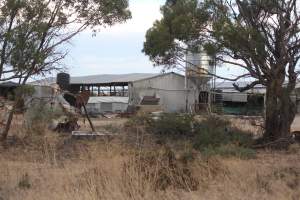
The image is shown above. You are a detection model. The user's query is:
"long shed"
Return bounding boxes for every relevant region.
[129,72,209,113]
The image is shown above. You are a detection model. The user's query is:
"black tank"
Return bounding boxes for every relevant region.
[56,73,70,91]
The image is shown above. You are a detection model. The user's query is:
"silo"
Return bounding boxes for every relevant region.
[186,46,214,79]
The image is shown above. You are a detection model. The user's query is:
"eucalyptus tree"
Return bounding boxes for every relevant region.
[0,0,130,83]
[143,0,300,143]
[0,0,131,140]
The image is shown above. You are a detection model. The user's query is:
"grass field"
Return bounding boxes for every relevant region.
[0,115,299,200]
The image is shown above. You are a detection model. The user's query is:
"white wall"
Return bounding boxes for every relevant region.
[86,102,128,114]
[129,73,209,112]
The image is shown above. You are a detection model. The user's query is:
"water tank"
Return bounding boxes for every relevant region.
[56,73,70,91]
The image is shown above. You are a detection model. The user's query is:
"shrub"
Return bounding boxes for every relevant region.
[24,101,64,135]
[193,116,255,159]
[125,113,152,128]
[123,146,199,191]
[201,145,256,159]
[147,113,195,136]
[126,114,256,159]
[193,116,253,148]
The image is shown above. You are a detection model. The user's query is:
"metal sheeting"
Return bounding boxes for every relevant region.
[86,96,129,114]
[29,73,159,85]
[223,93,248,102]
[88,96,129,104]
[86,102,128,114]
[130,73,204,113]
[71,73,158,84]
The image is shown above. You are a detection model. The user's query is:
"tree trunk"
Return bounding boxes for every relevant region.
[1,105,14,141]
[264,81,296,142]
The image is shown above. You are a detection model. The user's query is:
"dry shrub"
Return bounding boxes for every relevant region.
[24,101,63,136]
[1,114,300,200]
[122,146,199,192]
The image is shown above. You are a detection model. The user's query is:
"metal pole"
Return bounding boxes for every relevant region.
[185,65,188,113]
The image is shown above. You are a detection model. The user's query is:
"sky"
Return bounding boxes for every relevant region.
[65,0,164,76]
[64,0,246,80]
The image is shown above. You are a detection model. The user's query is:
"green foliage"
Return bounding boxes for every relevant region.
[24,101,64,135]
[201,144,256,159]
[126,114,255,159]
[125,113,153,128]
[133,114,255,159]
[0,0,131,82]
[143,0,210,66]
[5,85,35,107]
[193,116,253,148]
[192,116,255,159]
[148,113,195,136]
[14,85,35,99]
[143,0,300,141]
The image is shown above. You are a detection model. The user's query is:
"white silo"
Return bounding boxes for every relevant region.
[186,46,214,78]
[186,46,215,89]
[184,46,217,113]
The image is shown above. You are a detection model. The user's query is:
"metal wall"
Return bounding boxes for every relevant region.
[129,73,209,113]
[85,102,128,114]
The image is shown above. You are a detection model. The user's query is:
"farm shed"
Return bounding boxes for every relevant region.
[215,81,300,115]
[30,72,211,113]
[129,72,209,113]
[215,82,266,115]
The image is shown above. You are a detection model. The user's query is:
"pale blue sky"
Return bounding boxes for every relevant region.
[64,0,246,80]
[65,0,164,76]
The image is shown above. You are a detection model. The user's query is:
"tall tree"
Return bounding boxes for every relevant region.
[0,0,131,140]
[0,0,131,82]
[143,0,300,143]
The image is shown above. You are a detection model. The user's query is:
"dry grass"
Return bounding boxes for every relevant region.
[0,115,300,200]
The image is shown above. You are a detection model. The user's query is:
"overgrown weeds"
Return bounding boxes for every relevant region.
[123,146,199,191]
[193,116,255,159]
[126,114,256,159]
[24,101,64,135]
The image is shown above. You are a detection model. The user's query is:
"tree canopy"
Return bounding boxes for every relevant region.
[143,0,300,143]
[0,0,131,141]
[0,0,131,83]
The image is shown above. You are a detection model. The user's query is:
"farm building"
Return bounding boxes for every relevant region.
[215,82,266,115]
[30,72,212,114]
[128,72,210,113]
[215,81,300,115]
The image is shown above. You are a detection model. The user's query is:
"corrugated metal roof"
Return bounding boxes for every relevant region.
[71,73,159,84]
[88,96,129,104]
[30,73,159,85]
[215,81,265,89]
[215,81,266,93]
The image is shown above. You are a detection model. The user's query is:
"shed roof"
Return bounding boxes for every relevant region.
[215,81,265,89]
[30,73,160,86]
[71,73,159,84]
